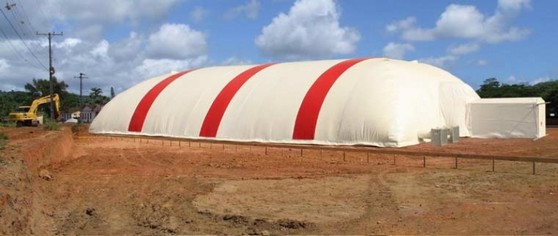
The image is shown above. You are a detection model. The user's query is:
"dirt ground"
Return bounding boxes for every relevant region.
[1,125,557,235]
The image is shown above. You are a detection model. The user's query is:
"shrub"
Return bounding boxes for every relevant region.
[0,132,8,150]
[0,121,16,128]
[43,119,61,131]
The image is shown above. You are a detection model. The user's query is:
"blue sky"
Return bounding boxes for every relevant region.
[0,0,556,94]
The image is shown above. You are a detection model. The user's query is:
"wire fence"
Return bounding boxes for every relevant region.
[76,135,558,176]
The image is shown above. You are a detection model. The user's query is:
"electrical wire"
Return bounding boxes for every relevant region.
[13,0,38,34]
[7,0,46,59]
[8,4,29,37]
[12,0,40,44]
[0,25,44,70]
[0,6,47,70]
[32,0,47,21]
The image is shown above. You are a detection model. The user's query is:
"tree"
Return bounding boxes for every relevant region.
[477,78,501,98]
[90,87,103,97]
[110,86,115,99]
[24,76,69,97]
[0,91,32,118]
[89,87,110,105]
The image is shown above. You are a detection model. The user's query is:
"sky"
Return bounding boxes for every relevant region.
[0,0,557,95]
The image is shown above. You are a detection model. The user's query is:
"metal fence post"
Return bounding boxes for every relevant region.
[532,162,536,175]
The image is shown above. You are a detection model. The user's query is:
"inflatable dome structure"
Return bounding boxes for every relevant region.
[90,58,480,147]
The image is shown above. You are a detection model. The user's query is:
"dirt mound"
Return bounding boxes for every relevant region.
[0,126,76,235]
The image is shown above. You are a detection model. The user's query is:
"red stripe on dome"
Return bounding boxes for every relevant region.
[292,58,368,140]
[128,70,194,132]
[200,63,275,137]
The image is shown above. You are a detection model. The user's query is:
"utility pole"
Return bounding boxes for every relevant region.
[74,73,87,107]
[37,31,63,120]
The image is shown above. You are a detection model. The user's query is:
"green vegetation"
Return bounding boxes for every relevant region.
[1,77,111,120]
[43,118,61,131]
[89,87,111,105]
[0,132,8,150]
[477,78,558,116]
[0,122,16,128]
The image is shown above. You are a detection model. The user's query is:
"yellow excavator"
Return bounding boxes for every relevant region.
[9,93,61,127]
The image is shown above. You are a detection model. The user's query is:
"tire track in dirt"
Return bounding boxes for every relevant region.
[112,146,143,169]
[328,166,402,234]
[132,145,169,168]
[133,144,201,175]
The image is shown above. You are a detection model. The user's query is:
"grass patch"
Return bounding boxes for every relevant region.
[43,119,61,131]
[71,123,84,134]
[0,121,16,127]
[0,132,8,152]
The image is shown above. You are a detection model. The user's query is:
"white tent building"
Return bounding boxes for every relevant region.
[90,58,481,147]
[468,97,546,139]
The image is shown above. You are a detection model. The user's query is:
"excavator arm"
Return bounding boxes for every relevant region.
[28,94,60,115]
[54,95,61,120]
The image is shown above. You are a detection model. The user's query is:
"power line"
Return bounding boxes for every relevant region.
[8,3,30,38]
[32,0,47,21]
[0,23,43,70]
[0,6,47,70]
[6,1,47,61]
[13,0,38,34]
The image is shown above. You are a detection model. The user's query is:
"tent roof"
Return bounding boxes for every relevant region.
[469,97,545,105]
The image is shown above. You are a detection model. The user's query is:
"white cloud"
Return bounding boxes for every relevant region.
[382,43,414,59]
[386,17,416,33]
[190,6,208,22]
[0,27,207,94]
[134,57,208,81]
[498,0,531,12]
[387,1,530,43]
[505,75,550,85]
[435,5,486,39]
[416,43,480,69]
[222,57,253,66]
[255,0,360,60]
[44,0,180,23]
[448,43,480,55]
[109,32,143,62]
[225,0,261,20]
[0,59,10,72]
[54,38,82,50]
[12,0,180,41]
[506,75,519,83]
[476,59,488,66]
[530,77,551,85]
[420,55,458,69]
[146,24,207,60]
[90,40,109,58]
[0,1,210,94]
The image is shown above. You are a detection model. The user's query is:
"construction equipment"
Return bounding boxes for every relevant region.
[9,94,61,127]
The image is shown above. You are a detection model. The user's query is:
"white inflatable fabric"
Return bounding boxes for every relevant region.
[90,58,480,147]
